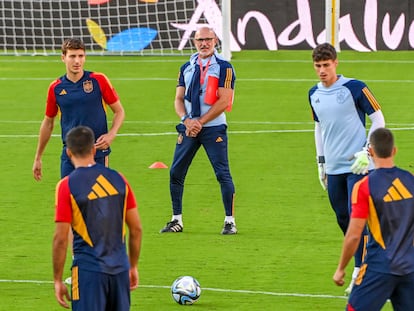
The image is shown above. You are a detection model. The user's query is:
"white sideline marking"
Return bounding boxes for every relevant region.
[0,77,413,83]
[1,120,414,126]
[0,130,309,138]
[0,120,316,125]
[203,287,347,299]
[0,279,346,300]
[0,126,414,139]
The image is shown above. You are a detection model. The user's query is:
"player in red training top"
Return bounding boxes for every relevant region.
[33,37,125,180]
[333,127,414,311]
[53,125,142,310]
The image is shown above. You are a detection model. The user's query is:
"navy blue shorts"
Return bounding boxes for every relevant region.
[71,266,130,311]
[347,266,414,311]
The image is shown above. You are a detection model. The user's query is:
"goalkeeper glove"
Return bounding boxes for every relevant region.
[317,156,327,191]
[351,147,370,175]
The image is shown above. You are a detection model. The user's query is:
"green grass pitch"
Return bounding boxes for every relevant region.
[1,50,412,310]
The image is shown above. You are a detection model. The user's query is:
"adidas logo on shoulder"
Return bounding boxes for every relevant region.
[88,174,119,200]
[383,178,413,202]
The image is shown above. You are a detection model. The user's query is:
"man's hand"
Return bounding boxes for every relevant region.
[95,132,115,150]
[33,159,43,181]
[184,119,202,137]
[317,156,327,190]
[54,280,70,308]
[333,268,346,286]
[129,267,139,290]
[351,147,370,175]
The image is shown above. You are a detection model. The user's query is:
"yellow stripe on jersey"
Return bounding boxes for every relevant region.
[224,68,232,89]
[384,178,413,202]
[71,195,93,247]
[351,177,367,205]
[392,178,413,199]
[87,191,98,200]
[91,183,107,197]
[101,98,108,114]
[362,234,368,262]
[387,186,403,201]
[97,174,118,195]
[367,196,385,249]
[88,175,119,200]
[72,266,79,301]
[355,263,367,286]
[362,87,381,111]
[122,185,128,242]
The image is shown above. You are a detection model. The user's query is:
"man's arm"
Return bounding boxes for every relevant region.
[33,116,55,181]
[351,111,385,174]
[314,122,327,190]
[198,87,233,125]
[367,110,385,139]
[52,222,71,308]
[314,122,323,157]
[174,86,186,119]
[95,100,125,150]
[333,218,367,286]
[174,86,203,137]
[125,207,143,290]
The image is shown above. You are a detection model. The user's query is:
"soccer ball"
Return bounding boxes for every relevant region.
[171,276,201,305]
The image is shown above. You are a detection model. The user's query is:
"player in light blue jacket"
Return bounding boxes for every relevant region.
[308,43,385,295]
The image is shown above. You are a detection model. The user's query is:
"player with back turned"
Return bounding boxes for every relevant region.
[308,43,385,295]
[333,127,414,311]
[52,125,142,310]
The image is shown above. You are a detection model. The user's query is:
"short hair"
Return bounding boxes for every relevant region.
[312,43,337,62]
[369,128,394,158]
[61,38,85,55]
[66,126,95,157]
[195,26,217,38]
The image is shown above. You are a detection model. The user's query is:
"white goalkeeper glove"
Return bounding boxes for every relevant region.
[351,147,370,175]
[317,156,327,191]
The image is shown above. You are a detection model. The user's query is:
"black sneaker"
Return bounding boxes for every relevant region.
[160,219,183,233]
[221,222,237,235]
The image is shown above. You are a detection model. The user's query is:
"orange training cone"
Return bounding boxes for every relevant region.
[149,162,168,169]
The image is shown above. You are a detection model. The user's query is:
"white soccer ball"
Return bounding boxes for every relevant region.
[171,276,201,305]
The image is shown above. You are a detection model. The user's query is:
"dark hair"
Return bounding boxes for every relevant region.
[312,43,337,62]
[61,38,85,55]
[369,127,394,158]
[66,126,95,157]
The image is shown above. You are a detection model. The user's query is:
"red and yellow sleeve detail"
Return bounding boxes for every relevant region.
[90,72,119,105]
[351,176,385,249]
[45,79,62,117]
[55,177,72,222]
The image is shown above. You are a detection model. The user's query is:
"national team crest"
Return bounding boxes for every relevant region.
[83,80,93,93]
[336,89,346,104]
